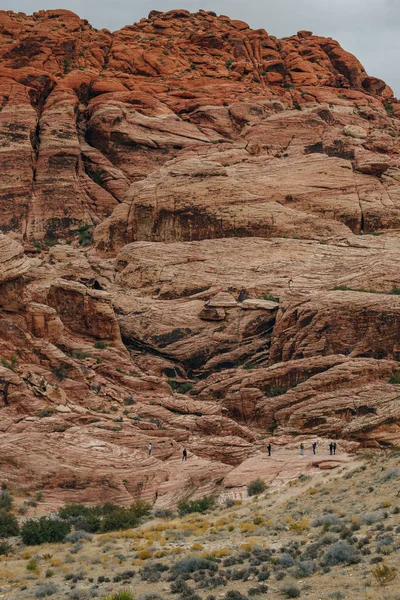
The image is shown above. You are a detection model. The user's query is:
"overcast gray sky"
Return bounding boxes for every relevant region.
[3,0,399,96]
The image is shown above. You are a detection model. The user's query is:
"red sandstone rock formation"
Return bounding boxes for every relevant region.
[0,8,399,506]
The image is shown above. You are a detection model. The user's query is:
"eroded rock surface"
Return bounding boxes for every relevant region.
[0,8,400,506]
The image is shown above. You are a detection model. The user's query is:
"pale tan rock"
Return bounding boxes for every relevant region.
[0,235,30,284]
[25,302,64,343]
[207,292,237,308]
[343,124,368,139]
[47,279,122,343]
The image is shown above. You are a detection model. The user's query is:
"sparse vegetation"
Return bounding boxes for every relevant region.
[94,341,107,349]
[0,510,19,537]
[372,562,398,586]
[21,517,71,545]
[178,496,215,516]
[247,479,266,496]
[262,292,279,303]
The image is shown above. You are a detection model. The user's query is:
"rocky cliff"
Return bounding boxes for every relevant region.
[0,8,400,507]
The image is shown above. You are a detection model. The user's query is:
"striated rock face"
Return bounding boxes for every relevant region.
[0,234,30,284]
[0,8,399,242]
[47,279,123,344]
[0,8,400,506]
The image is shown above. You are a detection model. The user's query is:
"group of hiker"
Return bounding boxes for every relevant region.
[266,440,338,457]
[148,443,187,461]
[146,441,338,460]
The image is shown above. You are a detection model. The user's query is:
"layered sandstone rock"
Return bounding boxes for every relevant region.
[0,8,398,240]
[0,8,399,506]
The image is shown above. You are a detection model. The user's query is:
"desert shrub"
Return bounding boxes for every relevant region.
[94,341,107,349]
[280,577,301,598]
[293,560,315,577]
[198,575,227,589]
[363,511,384,524]
[35,583,59,598]
[248,585,268,596]
[312,514,340,528]
[0,488,12,511]
[324,541,361,566]
[68,591,89,600]
[278,553,295,568]
[103,592,135,600]
[65,530,92,543]
[21,517,71,545]
[52,365,68,380]
[140,561,168,582]
[140,595,163,600]
[247,479,266,496]
[224,592,248,600]
[74,514,101,533]
[0,510,19,537]
[173,556,218,576]
[130,500,152,520]
[123,395,136,405]
[178,496,215,516]
[59,501,150,533]
[167,380,194,394]
[153,508,174,519]
[77,224,93,247]
[372,562,398,586]
[0,539,12,555]
[101,508,139,532]
[0,355,17,371]
[27,558,38,570]
[382,468,399,481]
[262,292,279,302]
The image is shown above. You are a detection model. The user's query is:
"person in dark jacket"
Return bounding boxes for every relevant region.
[182,448,188,461]
[312,441,317,455]
[267,443,272,456]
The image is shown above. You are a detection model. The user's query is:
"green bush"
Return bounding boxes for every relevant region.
[101,508,139,532]
[94,341,107,349]
[0,539,13,555]
[21,517,71,545]
[130,500,152,520]
[262,292,279,303]
[324,541,361,566]
[0,510,19,537]
[78,224,93,247]
[389,372,400,384]
[247,478,266,496]
[0,488,12,511]
[0,355,17,371]
[173,555,218,575]
[52,366,68,380]
[58,503,102,520]
[178,496,215,516]
[102,591,135,600]
[280,577,301,598]
[59,501,151,534]
[167,380,194,394]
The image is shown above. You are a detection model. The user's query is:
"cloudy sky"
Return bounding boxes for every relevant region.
[4,0,399,95]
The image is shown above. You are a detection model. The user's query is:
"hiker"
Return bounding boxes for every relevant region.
[148,443,152,456]
[300,443,304,456]
[267,443,272,456]
[329,442,334,455]
[312,441,317,455]
[182,448,188,461]
[333,442,337,455]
